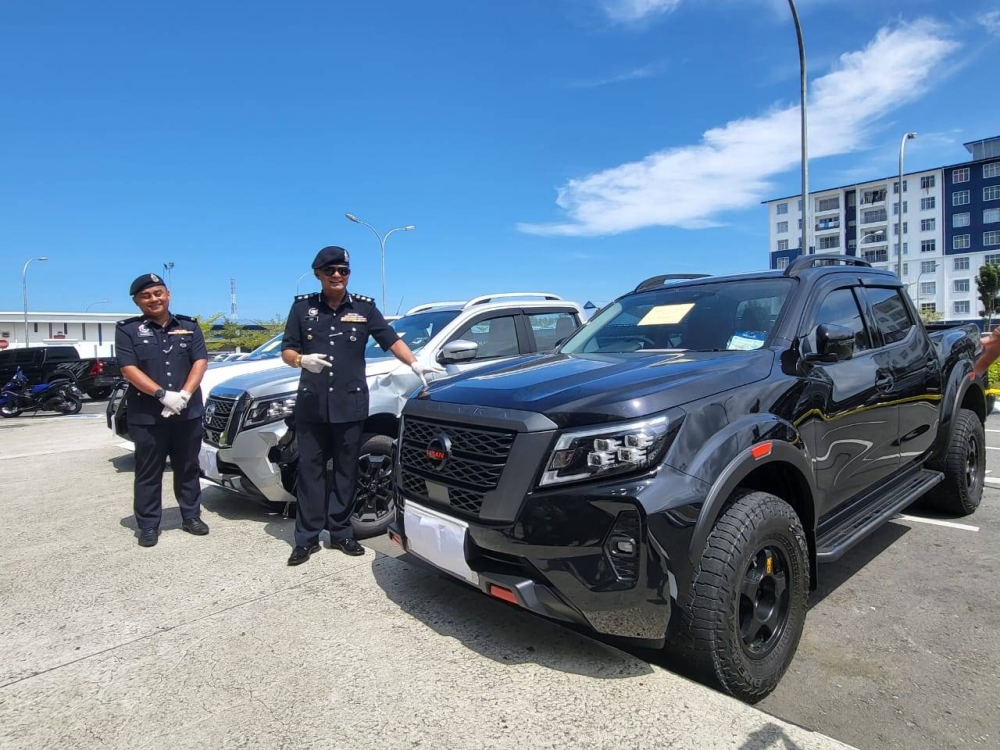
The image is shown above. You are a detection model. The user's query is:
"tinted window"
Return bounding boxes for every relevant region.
[562,279,792,354]
[527,312,579,351]
[807,288,871,354]
[46,347,78,362]
[244,333,284,361]
[865,288,914,345]
[454,315,519,359]
[364,309,460,360]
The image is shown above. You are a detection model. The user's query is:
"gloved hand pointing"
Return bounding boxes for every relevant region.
[300,353,332,374]
[411,361,446,389]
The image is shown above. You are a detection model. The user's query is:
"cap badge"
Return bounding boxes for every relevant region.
[150,274,160,283]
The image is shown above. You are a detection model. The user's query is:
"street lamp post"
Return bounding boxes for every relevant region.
[897,133,917,279]
[914,262,940,310]
[85,300,109,313]
[163,262,175,288]
[296,271,312,295]
[22,256,49,347]
[788,0,810,256]
[345,213,415,311]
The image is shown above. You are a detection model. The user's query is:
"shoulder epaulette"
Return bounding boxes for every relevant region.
[175,314,197,322]
[353,293,374,304]
[295,293,317,302]
[117,316,143,326]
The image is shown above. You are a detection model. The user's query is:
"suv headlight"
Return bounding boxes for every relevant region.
[539,415,672,487]
[243,393,297,429]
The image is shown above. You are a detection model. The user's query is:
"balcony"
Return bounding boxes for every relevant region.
[860,189,887,207]
[862,248,889,264]
[815,218,841,232]
[860,209,888,226]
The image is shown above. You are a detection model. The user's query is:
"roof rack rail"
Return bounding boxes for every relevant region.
[404,301,468,315]
[634,274,711,292]
[784,255,871,277]
[462,292,563,309]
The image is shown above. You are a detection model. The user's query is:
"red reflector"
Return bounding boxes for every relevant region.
[389,531,403,548]
[969,372,976,381]
[750,442,773,460]
[488,584,518,605]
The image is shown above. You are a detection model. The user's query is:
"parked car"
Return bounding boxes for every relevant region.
[196,293,584,538]
[388,256,986,703]
[0,345,120,399]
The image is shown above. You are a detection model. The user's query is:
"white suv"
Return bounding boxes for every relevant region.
[197,293,584,537]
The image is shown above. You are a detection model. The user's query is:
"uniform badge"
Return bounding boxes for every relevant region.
[137,323,153,337]
[180,342,188,348]
[308,307,319,316]
[341,313,366,323]
[151,274,160,283]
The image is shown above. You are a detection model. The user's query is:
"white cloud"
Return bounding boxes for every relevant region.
[602,0,681,24]
[571,62,668,88]
[978,9,1000,36]
[518,20,959,237]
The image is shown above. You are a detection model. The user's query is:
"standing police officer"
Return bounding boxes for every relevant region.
[281,246,443,565]
[116,274,210,547]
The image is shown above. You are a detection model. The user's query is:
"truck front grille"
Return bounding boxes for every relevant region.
[203,395,238,447]
[399,416,516,518]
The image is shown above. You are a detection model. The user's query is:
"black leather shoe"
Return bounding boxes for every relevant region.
[138,528,160,547]
[287,543,321,566]
[330,538,365,556]
[182,517,210,536]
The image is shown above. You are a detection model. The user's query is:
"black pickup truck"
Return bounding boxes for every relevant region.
[0,346,121,399]
[389,256,986,702]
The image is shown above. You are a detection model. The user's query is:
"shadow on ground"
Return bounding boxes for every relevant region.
[740,723,806,750]
[370,552,655,680]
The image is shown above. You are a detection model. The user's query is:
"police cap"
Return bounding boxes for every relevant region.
[311,246,350,269]
[130,273,167,297]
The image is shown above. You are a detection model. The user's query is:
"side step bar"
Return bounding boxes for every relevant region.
[816,469,944,563]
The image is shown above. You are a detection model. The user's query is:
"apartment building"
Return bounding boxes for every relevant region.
[765,136,1000,326]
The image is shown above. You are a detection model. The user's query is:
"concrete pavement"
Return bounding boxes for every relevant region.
[0,415,854,749]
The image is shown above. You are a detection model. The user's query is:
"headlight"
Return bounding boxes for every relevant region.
[539,415,672,487]
[243,393,297,428]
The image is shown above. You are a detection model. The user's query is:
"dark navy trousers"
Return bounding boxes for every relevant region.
[294,420,364,547]
[130,419,203,529]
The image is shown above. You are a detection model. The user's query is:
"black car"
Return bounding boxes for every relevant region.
[389,256,985,703]
[0,346,121,399]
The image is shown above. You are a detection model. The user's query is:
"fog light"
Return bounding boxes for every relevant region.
[615,539,635,554]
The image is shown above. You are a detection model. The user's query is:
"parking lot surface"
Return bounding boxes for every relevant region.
[0,415,850,750]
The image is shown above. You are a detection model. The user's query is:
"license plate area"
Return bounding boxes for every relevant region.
[403,500,479,585]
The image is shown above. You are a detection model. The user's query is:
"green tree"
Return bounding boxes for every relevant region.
[918,308,944,325]
[977,263,1000,331]
[195,313,227,351]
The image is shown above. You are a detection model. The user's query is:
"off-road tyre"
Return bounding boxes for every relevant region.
[684,489,809,703]
[86,387,113,400]
[351,433,396,539]
[925,408,984,517]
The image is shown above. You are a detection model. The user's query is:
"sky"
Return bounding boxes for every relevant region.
[2,0,999,318]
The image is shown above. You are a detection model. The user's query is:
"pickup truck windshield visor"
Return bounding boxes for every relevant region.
[561,278,794,354]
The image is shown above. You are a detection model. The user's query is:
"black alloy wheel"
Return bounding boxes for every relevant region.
[739,546,791,658]
[966,432,981,498]
[350,433,396,538]
[925,408,984,516]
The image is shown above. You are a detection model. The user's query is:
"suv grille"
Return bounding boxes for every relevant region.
[399,417,516,517]
[203,395,238,447]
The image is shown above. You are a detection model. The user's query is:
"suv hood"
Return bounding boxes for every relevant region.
[416,350,775,428]
[205,356,410,399]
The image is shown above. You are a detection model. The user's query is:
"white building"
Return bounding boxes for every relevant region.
[0,311,133,357]
[765,136,1000,326]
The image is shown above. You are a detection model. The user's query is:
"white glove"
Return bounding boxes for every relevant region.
[159,390,187,414]
[300,353,332,374]
[411,361,446,388]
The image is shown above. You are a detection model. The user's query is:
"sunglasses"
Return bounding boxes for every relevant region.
[320,265,351,277]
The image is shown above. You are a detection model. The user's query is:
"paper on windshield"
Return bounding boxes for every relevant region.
[727,331,766,350]
[638,303,695,326]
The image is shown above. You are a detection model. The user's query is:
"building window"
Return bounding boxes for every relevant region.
[48,324,53,338]
[920,175,935,189]
[903,263,909,275]
[81,323,87,340]
[776,202,788,215]
[777,239,789,251]
[798,219,802,229]
[985,231,1000,247]
[985,186,1000,202]
[33,323,38,333]
[954,279,970,293]
[863,249,888,263]
[953,190,971,206]
[817,197,840,212]
[954,234,971,250]
[985,162,1000,179]
[920,218,935,232]
[921,240,936,253]
[954,212,971,228]
[797,199,802,211]
[953,168,970,184]
[819,235,840,250]
[776,257,789,270]
[776,221,788,233]
[955,257,970,271]
[920,197,935,211]
[893,221,909,235]
[893,242,909,255]
[920,261,937,274]
[863,208,887,224]
[920,282,936,296]
[893,201,908,215]
[955,301,971,315]
[921,303,937,313]
[986,253,1000,265]
[985,208,1000,224]
[893,180,908,193]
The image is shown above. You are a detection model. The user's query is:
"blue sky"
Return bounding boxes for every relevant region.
[2,0,999,318]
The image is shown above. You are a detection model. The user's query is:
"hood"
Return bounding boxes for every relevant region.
[415,350,775,428]
[199,359,287,399]
[204,356,409,400]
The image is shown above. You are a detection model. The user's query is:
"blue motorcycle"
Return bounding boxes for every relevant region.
[0,368,83,418]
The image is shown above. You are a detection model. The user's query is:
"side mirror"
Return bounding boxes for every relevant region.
[806,324,855,363]
[438,340,479,363]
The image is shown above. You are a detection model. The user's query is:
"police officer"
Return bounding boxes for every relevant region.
[116,274,210,547]
[281,246,443,565]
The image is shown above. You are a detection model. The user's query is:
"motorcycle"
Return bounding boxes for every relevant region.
[0,368,84,418]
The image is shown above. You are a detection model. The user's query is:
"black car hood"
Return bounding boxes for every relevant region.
[419,350,775,429]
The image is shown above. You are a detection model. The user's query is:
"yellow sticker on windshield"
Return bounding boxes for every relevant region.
[638,303,695,326]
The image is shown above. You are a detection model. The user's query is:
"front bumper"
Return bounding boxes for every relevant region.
[199,420,295,504]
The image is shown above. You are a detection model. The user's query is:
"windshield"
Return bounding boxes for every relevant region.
[243,333,284,361]
[365,309,461,360]
[561,278,793,354]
